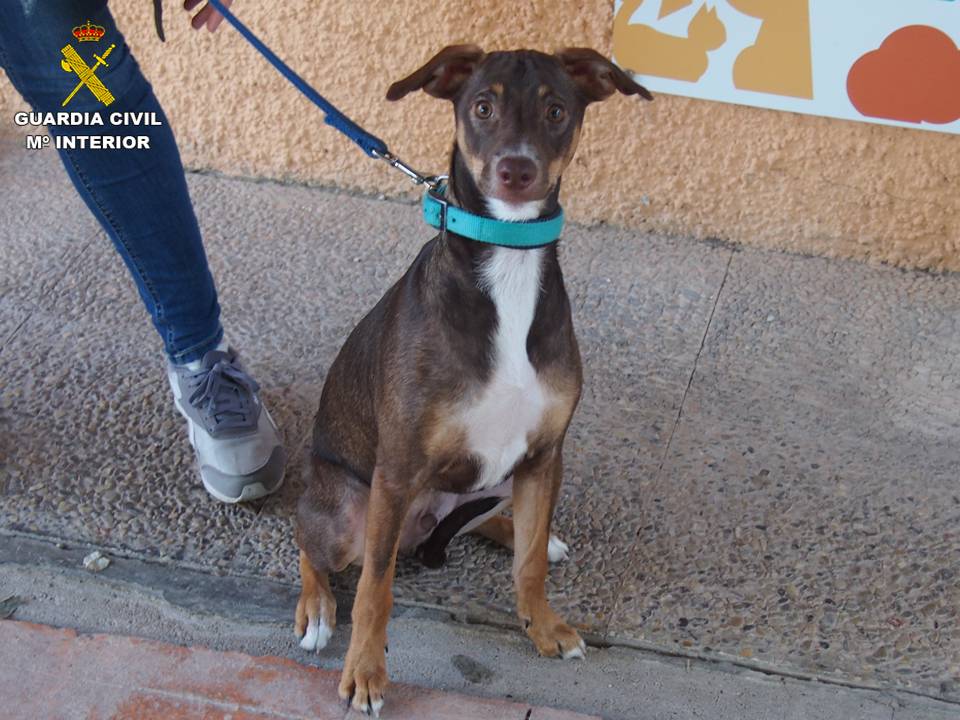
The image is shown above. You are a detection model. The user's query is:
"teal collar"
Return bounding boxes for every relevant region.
[422,185,564,249]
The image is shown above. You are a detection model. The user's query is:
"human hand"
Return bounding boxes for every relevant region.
[184,0,234,32]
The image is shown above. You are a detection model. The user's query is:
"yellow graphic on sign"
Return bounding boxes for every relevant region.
[613,0,813,98]
[60,20,115,108]
[659,0,694,19]
[728,0,812,99]
[614,0,726,82]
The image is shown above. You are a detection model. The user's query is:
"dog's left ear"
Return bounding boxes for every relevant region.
[555,48,653,103]
[387,45,486,101]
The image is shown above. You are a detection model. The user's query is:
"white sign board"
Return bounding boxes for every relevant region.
[612,0,960,134]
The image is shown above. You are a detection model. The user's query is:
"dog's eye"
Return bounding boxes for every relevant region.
[474,101,493,119]
[546,104,567,123]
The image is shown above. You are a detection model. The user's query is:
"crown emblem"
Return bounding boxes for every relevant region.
[73,20,105,42]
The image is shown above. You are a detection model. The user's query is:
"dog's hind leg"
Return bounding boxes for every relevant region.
[294,456,368,652]
[473,515,513,549]
[472,515,570,563]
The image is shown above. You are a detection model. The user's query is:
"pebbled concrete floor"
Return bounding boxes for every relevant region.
[1,129,959,705]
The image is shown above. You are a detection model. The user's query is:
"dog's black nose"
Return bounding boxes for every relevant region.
[496,156,537,191]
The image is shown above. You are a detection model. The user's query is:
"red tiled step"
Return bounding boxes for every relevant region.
[0,621,598,720]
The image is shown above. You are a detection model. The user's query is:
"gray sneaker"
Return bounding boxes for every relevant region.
[167,348,285,503]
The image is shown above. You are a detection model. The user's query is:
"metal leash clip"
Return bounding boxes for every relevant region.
[372,150,445,190]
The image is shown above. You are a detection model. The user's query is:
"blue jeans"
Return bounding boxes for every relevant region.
[0,0,222,364]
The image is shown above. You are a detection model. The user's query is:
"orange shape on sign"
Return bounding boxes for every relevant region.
[847,25,960,124]
[659,0,694,20]
[614,0,726,83]
[728,0,813,99]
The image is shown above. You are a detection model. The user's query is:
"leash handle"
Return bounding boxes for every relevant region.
[205,0,387,157]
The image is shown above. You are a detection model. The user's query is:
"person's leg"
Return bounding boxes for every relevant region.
[0,0,284,500]
[0,0,220,364]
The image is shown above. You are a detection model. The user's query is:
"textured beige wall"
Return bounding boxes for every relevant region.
[3,1,959,270]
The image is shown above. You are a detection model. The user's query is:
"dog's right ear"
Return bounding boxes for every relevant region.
[386,45,485,101]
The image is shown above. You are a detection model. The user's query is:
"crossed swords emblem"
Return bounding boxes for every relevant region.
[60,42,117,107]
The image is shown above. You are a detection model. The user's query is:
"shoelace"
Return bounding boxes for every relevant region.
[188,358,260,432]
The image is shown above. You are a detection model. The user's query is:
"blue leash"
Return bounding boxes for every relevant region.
[205,0,437,188]
[205,0,385,157]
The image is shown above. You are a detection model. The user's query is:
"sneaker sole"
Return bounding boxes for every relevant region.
[200,445,286,504]
[173,394,285,504]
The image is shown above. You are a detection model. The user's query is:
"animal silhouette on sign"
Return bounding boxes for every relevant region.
[613,0,726,82]
[728,0,813,99]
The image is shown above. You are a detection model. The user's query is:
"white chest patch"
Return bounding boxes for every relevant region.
[460,229,550,491]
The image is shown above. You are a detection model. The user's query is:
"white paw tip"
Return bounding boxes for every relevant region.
[352,697,383,717]
[547,535,570,563]
[298,624,318,650]
[563,639,587,660]
[298,618,332,652]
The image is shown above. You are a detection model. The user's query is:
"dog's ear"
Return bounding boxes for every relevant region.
[554,48,653,103]
[386,45,486,101]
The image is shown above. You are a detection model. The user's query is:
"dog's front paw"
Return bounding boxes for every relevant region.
[339,650,388,717]
[547,534,570,563]
[525,612,586,660]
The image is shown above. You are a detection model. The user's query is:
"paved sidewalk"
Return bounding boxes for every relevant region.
[0,620,594,720]
[5,544,953,720]
[1,126,959,715]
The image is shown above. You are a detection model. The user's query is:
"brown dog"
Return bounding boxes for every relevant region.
[294,45,650,715]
